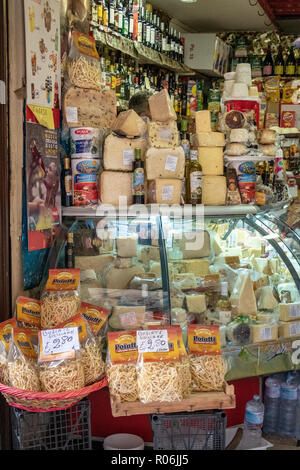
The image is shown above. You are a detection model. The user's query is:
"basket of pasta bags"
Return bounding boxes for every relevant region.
[0,269,109,412]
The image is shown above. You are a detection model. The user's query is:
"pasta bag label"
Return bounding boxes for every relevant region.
[38,327,80,363]
[138,328,180,363]
[16,296,41,328]
[72,31,100,61]
[148,325,186,359]
[54,313,88,344]
[79,302,109,336]
[12,327,38,360]
[45,269,80,291]
[108,331,138,365]
[188,325,221,356]
[0,318,17,352]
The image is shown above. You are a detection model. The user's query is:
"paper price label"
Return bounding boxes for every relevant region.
[289,304,300,318]
[137,329,169,353]
[162,185,174,201]
[66,107,78,123]
[123,149,135,166]
[120,312,137,327]
[259,327,273,341]
[40,327,80,357]
[165,155,178,172]
[159,128,172,141]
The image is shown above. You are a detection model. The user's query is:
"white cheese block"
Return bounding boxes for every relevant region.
[198,147,224,176]
[148,89,177,122]
[174,230,211,259]
[248,237,262,251]
[174,259,210,276]
[251,324,278,343]
[236,63,252,74]
[226,247,243,257]
[279,303,300,322]
[195,132,225,147]
[105,265,145,289]
[231,228,250,245]
[109,305,146,329]
[230,128,249,143]
[103,134,147,171]
[253,258,269,274]
[235,71,252,86]
[195,111,211,133]
[116,236,137,258]
[279,320,300,338]
[186,295,206,313]
[230,272,257,316]
[100,171,133,206]
[173,273,198,289]
[145,147,185,180]
[231,82,249,98]
[202,176,227,205]
[224,72,236,80]
[212,233,223,256]
[171,295,185,309]
[256,286,279,310]
[148,120,179,148]
[268,258,281,275]
[75,254,114,273]
[147,179,182,204]
[223,80,235,95]
[114,257,133,269]
[111,109,147,138]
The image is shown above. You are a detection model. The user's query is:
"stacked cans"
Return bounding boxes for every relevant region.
[70,128,102,206]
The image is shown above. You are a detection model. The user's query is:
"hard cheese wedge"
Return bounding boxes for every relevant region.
[111,109,147,137]
[100,171,133,206]
[173,230,211,259]
[147,179,182,204]
[145,147,185,180]
[194,132,225,147]
[116,236,137,258]
[105,265,145,289]
[198,147,224,176]
[147,120,179,148]
[64,87,117,128]
[202,176,227,205]
[230,272,257,316]
[148,89,177,122]
[186,295,207,313]
[104,134,148,171]
[195,111,211,132]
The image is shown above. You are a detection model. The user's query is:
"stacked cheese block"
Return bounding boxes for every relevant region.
[194,110,227,205]
[146,89,184,205]
[100,110,147,205]
[258,129,277,157]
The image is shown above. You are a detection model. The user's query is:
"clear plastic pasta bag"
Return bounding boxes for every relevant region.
[79,302,109,349]
[41,269,81,329]
[15,296,41,330]
[106,330,138,403]
[55,313,105,386]
[8,327,41,391]
[38,327,85,393]
[0,318,17,385]
[188,324,227,392]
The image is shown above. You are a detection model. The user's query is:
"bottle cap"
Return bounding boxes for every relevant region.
[135,148,142,159]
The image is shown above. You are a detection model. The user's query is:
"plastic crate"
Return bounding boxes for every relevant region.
[10,399,91,450]
[151,411,227,450]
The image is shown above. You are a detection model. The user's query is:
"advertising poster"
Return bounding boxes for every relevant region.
[26,122,61,251]
[24,0,61,128]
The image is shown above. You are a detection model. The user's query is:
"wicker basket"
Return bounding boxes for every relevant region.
[0,377,108,412]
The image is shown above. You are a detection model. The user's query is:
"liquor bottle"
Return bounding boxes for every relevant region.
[110,63,116,90]
[117,1,123,33]
[156,14,162,52]
[122,2,129,37]
[97,1,103,26]
[137,8,143,42]
[216,282,232,325]
[92,1,98,24]
[169,26,174,59]
[108,0,115,30]
[262,45,273,77]
[103,0,109,27]
[100,57,106,88]
[133,149,145,204]
[178,31,183,63]
[187,149,202,205]
[115,61,121,97]
[285,46,296,77]
[274,45,285,76]
[62,157,72,207]
[65,232,75,269]
[161,21,167,54]
[128,6,134,40]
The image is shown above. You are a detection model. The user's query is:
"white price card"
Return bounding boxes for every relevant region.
[123,149,135,166]
[162,185,174,201]
[137,329,169,353]
[159,128,172,141]
[66,107,78,123]
[40,327,80,356]
[165,155,178,172]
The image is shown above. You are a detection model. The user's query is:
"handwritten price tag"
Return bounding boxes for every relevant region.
[41,327,80,356]
[137,329,169,353]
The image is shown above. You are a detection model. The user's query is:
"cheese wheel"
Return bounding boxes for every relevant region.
[259,129,276,145]
[226,142,248,156]
[261,144,276,156]
[230,128,249,143]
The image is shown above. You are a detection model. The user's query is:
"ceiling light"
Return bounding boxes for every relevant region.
[179,0,198,3]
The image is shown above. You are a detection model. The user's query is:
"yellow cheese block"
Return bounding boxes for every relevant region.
[147,120,179,148]
[194,131,225,147]
[105,265,145,289]
[111,109,147,138]
[116,236,138,258]
[100,171,133,206]
[186,295,207,313]
[180,259,211,276]
[251,323,278,343]
[202,176,227,205]
[147,179,182,204]
[279,319,300,338]
[279,303,300,322]
[148,89,177,122]
[195,110,211,133]
[145,147,185,180]
[198,147,224,176]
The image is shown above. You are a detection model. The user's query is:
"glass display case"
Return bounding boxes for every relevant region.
[44,204,300,381]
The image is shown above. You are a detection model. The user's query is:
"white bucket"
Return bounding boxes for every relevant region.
[103,434,144,451]
[70,127,101,159]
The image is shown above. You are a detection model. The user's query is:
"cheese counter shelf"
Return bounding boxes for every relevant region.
[49,204,300,381]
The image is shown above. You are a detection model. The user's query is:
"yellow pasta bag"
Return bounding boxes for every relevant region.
[188,324,227,392]
[55,313,105,386]
[8,327,41,391]
[106,330,138,403]
[15,296,41,330]
[38,326,85,393]
[0,318,17,385]
[41,269,81,329]
[136,328,182,404]
[79,302,109,345]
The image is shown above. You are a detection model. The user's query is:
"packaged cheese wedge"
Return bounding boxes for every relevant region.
[230,271,257,317]
[111,109,147,138]
[148,89,177,122]
[103,134,148,171]
[147,179,182,204]
[145,147,185,180]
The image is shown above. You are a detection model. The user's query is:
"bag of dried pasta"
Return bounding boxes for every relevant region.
[0,318,17,385]
[106,330,138,403]
[15,296,41,330]
[55,313,105,386]
[7,327,41,391]
[41,269,81,329]
[136,327,182,404]
[79,302,109,348]
[67,31,101,91]
[188,324,227,392]
[38,326,85,393]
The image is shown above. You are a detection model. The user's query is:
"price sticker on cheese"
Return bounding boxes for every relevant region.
[39,327,80,361]
[165,155,178,172]
[123,149,135,166]
[66,107,78,124]
[159,128,172,141]
[137,329,169,353]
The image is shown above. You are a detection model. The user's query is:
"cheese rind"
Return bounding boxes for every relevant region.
[111,109,147,138]
[100,171,133,206]
[195,111,211,132]
[116,237,137,258]
[145,147,185,180]
[198,147,224,176]
[148,120,179,148]
[104,134,147,171]
[195,132,225,147]
[186,295,207,313]
[147,179,182,204]
[202,176,227,205]
[148,89,177,122]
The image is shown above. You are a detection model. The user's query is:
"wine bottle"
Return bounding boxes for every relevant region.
[285,46,296,77]
[262,45,273,77]
[274,45,285,76]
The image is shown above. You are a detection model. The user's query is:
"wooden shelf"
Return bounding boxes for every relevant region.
[110,383,235,417]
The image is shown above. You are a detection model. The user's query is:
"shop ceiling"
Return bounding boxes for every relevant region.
[150,0,300,33]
